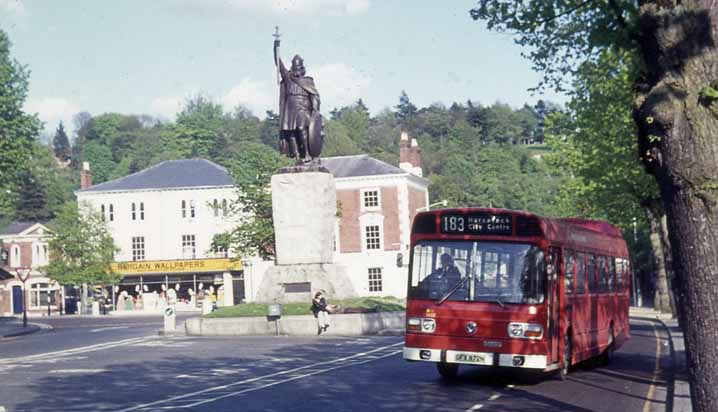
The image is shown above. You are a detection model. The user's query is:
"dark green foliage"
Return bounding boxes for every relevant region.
[53,122,71,161]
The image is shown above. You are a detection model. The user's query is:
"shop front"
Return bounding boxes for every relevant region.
[110,258,244,312]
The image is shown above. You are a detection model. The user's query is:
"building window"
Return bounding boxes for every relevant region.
[212,244,228,258]
[30,283,56,308]
[131,203,136,220]
[362,189,380,209]
[365,225,381,250]
[181,200,186,218]
[101,204,106,221]
[213,199,219,217]
[140,202,145,220]
[368,268,383,292]
[132,236,145,261]
[109,204,114,221]
[10,245,20,267]
[222,199,228,216]
[190,200,196,218]
[182,235,196,259]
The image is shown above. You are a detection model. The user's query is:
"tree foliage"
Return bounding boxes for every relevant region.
[46,202,120,286]
[52,121,71,162]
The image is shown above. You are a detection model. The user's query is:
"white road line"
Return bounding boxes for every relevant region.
[49,369,108,374]
[91,326,130,333]
[488,393,501,401]
[467,404,483,411]
[176,350,403,409]
[113,341,404,412]
[0,336,155,364]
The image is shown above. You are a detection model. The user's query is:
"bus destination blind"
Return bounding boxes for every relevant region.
[440,213,512,235]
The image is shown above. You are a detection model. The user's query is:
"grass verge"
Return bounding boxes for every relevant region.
[205,296,405,318]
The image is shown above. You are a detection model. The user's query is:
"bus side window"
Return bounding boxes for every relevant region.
[607,257,616,292]
[598,256,608,293]
[615,258,624,291]
[576,253,586,294]
[587,254,597,293]
[565,250,575,294]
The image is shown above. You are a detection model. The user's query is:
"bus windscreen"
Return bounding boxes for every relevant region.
[408,241,546,304]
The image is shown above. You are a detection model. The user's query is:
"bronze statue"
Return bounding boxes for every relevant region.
[273,27,324,163]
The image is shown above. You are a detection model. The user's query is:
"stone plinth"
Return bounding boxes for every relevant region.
[255,263,357,303]
[271,172,336,265]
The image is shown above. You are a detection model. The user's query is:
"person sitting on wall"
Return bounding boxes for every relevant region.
[312,291,331,335]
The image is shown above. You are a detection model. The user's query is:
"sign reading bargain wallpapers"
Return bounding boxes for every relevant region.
[111,258,242,275]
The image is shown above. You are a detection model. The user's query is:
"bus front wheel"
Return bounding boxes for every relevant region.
[437,362,459,379]
[600,325,615,366]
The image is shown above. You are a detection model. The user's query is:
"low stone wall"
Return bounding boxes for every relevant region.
[185,311,405,336]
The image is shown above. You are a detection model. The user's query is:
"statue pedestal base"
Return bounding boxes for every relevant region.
[255,263,357,303]
[271,171,335,265]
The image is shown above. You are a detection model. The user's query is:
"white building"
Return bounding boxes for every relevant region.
[75,159,269,309]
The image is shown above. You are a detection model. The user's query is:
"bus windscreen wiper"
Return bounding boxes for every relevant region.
[494,296,505,308]
[436,277,467,306]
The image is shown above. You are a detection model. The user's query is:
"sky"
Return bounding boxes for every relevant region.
[1,0,565,136]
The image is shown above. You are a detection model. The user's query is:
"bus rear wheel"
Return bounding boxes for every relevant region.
[437,362,459,379]
[600,326,615,366]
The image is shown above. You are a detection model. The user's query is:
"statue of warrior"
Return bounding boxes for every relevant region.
[273,29,323,163]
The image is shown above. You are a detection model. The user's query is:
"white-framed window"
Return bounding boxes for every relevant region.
[101,204,106,221]
[140,202,145,220]
[109,204,114,221]
[212,244,228,258]
[182,235,196,259]
[368,267,383,292]
[222,199,228,216]
[32,243,47,266]
[181,200,187,218]
[29,282,56,308]
[365,225,381,250]
[190,200,196,218]
[361,188,380,210]
[132,236,145,261]
[131,203,136,220]
[213,199,219,217]
[10,244,21,267]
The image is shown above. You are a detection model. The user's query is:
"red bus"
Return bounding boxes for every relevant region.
[403,207,631,379]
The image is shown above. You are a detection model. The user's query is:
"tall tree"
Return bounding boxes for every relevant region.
[395,90,418,125]
[0,29,42,223]
[471,2,718,409]
[53,121,71,162]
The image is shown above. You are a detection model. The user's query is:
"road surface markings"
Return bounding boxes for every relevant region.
[466,404,483,411]
[642,320,662,412]
[0,336,155,365]
[49,369,108,374]
[112,340,404,412]
[91,326,130,333]
[488,393,501,401]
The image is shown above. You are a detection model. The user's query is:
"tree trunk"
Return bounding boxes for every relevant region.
[644,203,671,313]
[635,2,718,410]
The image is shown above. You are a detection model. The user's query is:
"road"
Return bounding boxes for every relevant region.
[0,316,671,412]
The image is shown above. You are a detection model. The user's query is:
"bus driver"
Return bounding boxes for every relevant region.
[420,253,463,299]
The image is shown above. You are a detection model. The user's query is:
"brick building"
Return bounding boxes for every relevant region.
[323,131,429,297]
[0,222,58,316]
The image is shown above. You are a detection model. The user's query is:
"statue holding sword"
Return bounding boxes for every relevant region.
[273,27,324,163]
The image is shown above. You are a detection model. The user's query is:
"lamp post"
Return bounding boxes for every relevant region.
[16,267,31,328]
[416,199,448,213]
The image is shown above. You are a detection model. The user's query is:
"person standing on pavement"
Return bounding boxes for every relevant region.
[312,291,330,335]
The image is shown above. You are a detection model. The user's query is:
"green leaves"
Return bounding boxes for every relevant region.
[45,202,120,286]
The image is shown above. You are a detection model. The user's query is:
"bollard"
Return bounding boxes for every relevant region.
[164,306,176,334]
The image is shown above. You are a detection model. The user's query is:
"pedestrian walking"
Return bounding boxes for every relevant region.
[312,291,331,335]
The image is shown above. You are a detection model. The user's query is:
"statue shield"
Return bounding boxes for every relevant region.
[307,112,324,158]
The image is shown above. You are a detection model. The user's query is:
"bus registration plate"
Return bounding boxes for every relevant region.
[453,352,490,365]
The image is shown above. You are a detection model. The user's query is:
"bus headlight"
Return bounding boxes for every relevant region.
[507,323,543,339]
[407,317,421,332]
[421,318,436,333]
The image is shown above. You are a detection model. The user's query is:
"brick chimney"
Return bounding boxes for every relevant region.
[80,162,92,189]
[399,131,422,177]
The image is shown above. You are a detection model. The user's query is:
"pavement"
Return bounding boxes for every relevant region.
[630,306,692,412]
[0,317,52,339]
